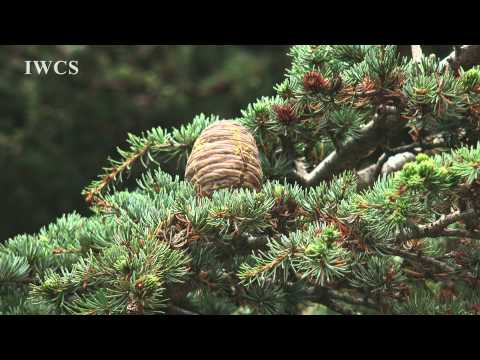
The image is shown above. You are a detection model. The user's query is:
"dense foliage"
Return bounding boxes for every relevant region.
[2,45,480,315]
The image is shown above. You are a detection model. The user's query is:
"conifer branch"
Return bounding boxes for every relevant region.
[295,105,400,187]
[5,45,480,315]
[82,114,215,206]
[240,249,292,281]
[83,141,154,205]
[358,151,413,189]
[384,246,459,274]
[357,142,447,188]
[396,209,478,243]
[383,246,479,283]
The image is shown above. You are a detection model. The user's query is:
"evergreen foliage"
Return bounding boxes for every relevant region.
[2,45,480,315]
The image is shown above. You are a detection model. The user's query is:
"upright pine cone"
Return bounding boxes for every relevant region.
[185,120,263,196]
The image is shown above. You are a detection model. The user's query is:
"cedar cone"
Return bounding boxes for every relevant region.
[185,120,263,196]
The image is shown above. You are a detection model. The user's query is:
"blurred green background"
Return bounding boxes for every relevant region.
[0,45,290,240]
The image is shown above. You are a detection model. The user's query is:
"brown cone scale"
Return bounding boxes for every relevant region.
[185,120,263,196]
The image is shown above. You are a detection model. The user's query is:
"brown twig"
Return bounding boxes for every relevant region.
[396,209,478,243]
[84,142,153,205]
